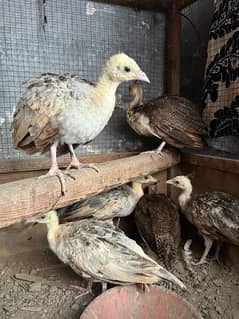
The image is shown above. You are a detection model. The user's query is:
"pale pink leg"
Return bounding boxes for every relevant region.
[192,237,213,265]
[141,141,166,156]
[101,282,107,293]
[67,144,81,170]
[39,141,67,195]
[211,242,222,264]
[73,279,94,300]
[67,144,99,172]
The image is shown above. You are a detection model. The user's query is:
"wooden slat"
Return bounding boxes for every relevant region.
[0,152,135,174]
[182,152,239,175]
[0,151,180,228]
[166,0,181,95]
[94,0,167,11]
[177,0,198,9]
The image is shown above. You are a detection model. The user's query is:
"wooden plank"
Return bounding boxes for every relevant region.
[182,152,239,175]
[177,0,198,9]
[0,152,135,174]
[166,0,181,95]
[93,0,166,11]
[0,151,180,228]
[0,171,45,185]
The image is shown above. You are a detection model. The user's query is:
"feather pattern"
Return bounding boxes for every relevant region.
[58,176,156,222]
[167,175,239,264]
[59,186,139,221]
[184,191,239,245]
[43,213,185,289]
[127,82,206,149]
[134,194,181,269]
[12,73,114,154]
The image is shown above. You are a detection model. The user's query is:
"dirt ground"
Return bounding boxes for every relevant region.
[177,251,239,319]
[0,242,239,319]
[0,249,96,319]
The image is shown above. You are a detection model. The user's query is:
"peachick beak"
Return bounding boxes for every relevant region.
[25,217,37,224]
[166,179,174,185]
[136,70,150,83]
[150,177,158,183]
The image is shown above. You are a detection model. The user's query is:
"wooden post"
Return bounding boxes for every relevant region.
[166,0,181,95]
[177,0,198,10]
[0,151,180,228]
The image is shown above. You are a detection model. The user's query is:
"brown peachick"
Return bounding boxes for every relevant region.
[134,193,181,270]
[127,82,206,154]
[167,176,239,265]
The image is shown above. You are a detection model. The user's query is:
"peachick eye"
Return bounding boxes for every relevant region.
[124,66,130,72]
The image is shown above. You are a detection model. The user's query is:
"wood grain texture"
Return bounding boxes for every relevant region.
[166,1,181,95]
[94,0,197,11]
[0,151,180,228]
[177,0,198,9]
[93,0,166,11]
[0,152,135,174]
[181,152,239,175]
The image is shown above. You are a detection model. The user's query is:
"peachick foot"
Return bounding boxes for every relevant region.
[39,166,67,195]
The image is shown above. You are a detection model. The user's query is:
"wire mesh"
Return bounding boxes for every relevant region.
[0,0,166,159]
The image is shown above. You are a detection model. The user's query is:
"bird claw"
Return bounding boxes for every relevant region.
[210,256,221,265]
[140,149,164,157]
[79,163,99,173]
[71,285,94,300]
[66,158,81,170]
[38,167,67,195]
[191,258,209,266]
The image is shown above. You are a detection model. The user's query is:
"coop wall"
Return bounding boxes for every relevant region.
[0,0,166,160]
[181,0,213,105]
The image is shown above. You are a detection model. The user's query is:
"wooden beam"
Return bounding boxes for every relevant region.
[0,151,180,228]
[93,0,166,12]
[182,151,239,175]
[166,0,181,95]
[177,0,198,10]
[0,152,135,174]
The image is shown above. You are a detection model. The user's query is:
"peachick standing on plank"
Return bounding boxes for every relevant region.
[12,54,149,194]
[166,175,239,265]
[58,175,157,223]
[32,210,186,294]
[126,81,206,154]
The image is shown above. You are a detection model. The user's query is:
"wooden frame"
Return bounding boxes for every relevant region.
[94,0,198,11]
[181,151,239,175]
[0,151,180,229]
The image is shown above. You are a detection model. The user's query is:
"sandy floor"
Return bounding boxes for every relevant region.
[0,250,96,319]
[0,242,239,319]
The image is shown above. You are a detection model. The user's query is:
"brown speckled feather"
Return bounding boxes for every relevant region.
[127,83,206,149]
[139,96,205,148]
[184,192,239,245]
[134,194,181,269]
[12,73,94,155]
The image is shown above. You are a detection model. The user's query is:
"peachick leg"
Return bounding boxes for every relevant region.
[212,242,222,264]
[67,144,99,172]
[73,279,94,299]
[155,141,166,154]
[39,141,67,195]
[101,282,108,293]
[192,237,213,265]
[141,141,166,156]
